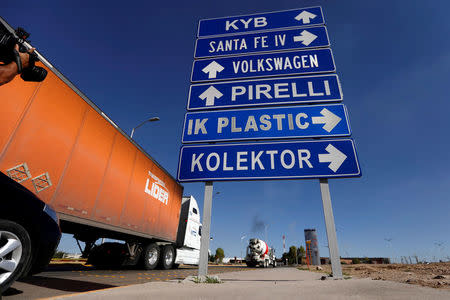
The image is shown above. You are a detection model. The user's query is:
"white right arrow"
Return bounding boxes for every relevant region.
[318,144,347,172]
[294,10,317,24]
[293,30,318,46]
[199,86,223,106]
[311,108,342,132]
[202,61,224,79]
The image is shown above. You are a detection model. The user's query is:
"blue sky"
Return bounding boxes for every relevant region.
[3,0,449,262]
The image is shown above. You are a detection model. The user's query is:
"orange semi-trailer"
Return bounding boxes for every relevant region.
[0,17,201,289]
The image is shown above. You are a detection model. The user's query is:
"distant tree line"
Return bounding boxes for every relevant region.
[282,245,306,265]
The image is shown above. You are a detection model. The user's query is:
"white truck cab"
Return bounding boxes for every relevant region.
[174,196,201,265]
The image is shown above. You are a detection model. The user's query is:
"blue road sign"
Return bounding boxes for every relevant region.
[195,26,329,58]
[191,48,335,83]
[177,139,361,182]
[187,74,342,110]
[197,7,324,37]
[182,104,350,143]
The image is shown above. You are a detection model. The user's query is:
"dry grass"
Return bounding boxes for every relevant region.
[310,262,450,289]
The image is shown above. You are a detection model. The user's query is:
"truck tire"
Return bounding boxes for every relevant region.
[272,261,277,268]
[143,243,160,270]
[0,220,32,294]
[159,245,175,270]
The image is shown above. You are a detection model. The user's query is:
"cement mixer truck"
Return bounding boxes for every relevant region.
[245,238,276,268]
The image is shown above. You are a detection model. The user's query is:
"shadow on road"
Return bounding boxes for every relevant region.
[223,279,303,282]
[18,276,116,292]
[2,287,24,297]
[41,263,94,272]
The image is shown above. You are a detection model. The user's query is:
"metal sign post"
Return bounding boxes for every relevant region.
[198,181,214,277]
[319,178,343,279]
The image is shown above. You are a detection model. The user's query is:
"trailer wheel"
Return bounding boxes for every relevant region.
[143,243,160,270]
[0,220,32,294]
[159,245,175,270]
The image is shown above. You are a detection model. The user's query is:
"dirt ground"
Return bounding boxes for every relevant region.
[308,262,450,289]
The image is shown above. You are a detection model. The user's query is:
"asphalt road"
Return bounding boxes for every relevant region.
[1,263,252,299]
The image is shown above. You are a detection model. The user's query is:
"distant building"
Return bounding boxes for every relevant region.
[304,229,320,266]
[223,257,244,264]
[62,253,83,259]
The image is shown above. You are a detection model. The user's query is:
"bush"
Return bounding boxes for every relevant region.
[192,275,222,284]
[215,248,225,263]
[352,258,361,264]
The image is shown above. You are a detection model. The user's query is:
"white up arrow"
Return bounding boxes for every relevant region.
[311,108,342,132]
[293,30,318,46]
[318,144,347,172]
[202,61,224,79]
[294,10,317,24]
[199,86,223,106]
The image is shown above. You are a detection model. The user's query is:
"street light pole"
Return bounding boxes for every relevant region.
[240,234,246,260]
[130,116,160,138]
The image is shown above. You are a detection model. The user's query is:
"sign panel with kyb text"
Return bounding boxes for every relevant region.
[177,139,361,182]
[191,48,335,82]
[197,7,324,37]
[187,74,342,110]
